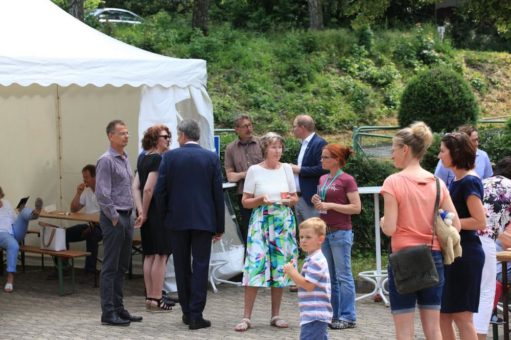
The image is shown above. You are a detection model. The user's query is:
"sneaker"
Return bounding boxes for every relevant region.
[491,313,504,324]
[330,320,356,329]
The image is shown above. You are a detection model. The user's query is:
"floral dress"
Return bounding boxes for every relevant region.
[242,163,298,287]
[478,176,511,240]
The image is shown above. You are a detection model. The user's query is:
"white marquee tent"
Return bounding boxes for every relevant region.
[0,0,214,209]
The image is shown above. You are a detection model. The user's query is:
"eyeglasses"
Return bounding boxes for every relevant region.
[237,124,252,129]
[320,156,333,160]
[159,135,170,140]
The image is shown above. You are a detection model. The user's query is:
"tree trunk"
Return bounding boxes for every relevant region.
[68,0,84,21]
[308,0,324,30]
[192,0,210,35]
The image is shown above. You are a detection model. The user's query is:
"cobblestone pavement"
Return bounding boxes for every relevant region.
[0,266,433,340]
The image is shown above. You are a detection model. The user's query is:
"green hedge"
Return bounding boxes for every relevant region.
[399,66,479,133]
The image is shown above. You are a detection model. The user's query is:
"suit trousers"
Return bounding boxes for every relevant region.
[170,229,212,321]
[294,197,319,226]
[100,211,133,315]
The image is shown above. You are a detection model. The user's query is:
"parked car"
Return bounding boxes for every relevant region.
[87,8,143,25]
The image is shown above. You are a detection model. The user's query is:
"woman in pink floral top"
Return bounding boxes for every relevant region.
[474,156,511,337]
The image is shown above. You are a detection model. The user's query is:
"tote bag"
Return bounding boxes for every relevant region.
[40,225,66,251]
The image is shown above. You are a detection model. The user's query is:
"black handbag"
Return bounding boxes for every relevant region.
[388,178,442,295]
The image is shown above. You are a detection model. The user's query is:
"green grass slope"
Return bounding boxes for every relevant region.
[104,13,511,135]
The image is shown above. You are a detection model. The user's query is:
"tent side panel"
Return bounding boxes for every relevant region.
[59,84,140,212]
[0,84,60,230]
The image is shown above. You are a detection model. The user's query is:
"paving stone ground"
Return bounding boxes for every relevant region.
[0,265,500,339]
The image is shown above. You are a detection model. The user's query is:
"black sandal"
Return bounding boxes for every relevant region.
[146,297,173,312]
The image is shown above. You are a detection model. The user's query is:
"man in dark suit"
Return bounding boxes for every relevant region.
[291,114,327,225]
[155,119,224,330]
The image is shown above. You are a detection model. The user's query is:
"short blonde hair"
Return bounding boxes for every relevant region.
[259,132,285,157]
[299,217,326,236]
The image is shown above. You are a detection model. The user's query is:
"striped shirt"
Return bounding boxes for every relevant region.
[298,250,333,325]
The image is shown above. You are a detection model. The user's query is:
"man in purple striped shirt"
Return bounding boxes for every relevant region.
[96,120,142,326]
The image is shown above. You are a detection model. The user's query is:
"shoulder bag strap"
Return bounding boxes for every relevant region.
[432,177,441,248]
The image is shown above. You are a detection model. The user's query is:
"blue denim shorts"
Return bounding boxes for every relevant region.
[387,250,444,314]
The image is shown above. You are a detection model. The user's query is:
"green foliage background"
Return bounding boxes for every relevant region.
[398,65,479,132]
[104,15,470,135]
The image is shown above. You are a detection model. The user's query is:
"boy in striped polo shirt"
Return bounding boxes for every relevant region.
[284,217,332,340]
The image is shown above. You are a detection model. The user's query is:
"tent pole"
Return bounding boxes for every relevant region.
[55,85,64,210]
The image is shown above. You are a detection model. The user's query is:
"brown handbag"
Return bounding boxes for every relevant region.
[388,178,442,295]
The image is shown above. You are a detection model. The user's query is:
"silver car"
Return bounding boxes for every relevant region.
[88,8,143,25]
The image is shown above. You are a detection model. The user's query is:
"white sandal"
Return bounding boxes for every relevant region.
[234,318,252,332]
[4,282,13,293]
[270,316,288,328]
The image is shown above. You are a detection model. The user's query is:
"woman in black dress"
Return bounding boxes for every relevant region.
[133,124,173,312]
[438,132,486,340]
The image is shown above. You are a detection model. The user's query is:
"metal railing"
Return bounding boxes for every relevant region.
[353,118,509,158]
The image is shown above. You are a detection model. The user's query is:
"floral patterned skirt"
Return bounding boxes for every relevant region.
[242,204,298,287]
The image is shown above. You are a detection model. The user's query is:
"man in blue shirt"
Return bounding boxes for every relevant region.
[435,125,492,186]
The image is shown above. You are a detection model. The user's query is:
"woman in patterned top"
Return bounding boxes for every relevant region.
[474,156,511,338]
[235,132,299,332]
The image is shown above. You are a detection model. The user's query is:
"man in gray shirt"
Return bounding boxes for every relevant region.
[95,120,142,326]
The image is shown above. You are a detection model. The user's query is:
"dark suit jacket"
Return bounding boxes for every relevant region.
[299,133,328,206]
[155,143,225,234]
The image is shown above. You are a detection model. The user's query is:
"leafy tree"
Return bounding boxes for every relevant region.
[398,66,479,133]
[463,0,511,38]
[69,0,84,20]
[193,0,210,35]
[307,0,323,30]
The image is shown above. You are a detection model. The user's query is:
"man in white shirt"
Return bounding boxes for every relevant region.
[290,115,327,225]
[65,164,101,274]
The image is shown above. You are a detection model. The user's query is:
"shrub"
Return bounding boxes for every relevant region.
[398,66,479,132]
[345,156,396,254]
[479,120,511,163]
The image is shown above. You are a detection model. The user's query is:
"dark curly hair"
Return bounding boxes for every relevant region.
[141,124,171,151]
[441,132,476,170]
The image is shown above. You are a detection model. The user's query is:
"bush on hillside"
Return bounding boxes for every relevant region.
[345,155,396,254]
[479,119,511,163]
[398,66,479,132]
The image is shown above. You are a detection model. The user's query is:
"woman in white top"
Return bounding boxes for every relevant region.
[0,187,42,293]
[235,132,299,332]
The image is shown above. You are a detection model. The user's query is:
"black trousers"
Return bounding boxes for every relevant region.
[237,195,252,247]
[99,211,133,315]
[170,229,212,321]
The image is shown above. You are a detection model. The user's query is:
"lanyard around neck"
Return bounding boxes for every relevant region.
[319,170,343,200]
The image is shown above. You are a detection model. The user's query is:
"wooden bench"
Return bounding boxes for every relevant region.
[19,245,90,296]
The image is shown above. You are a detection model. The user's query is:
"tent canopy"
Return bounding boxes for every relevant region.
[0,0,206,88]
[0,0,214,210]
